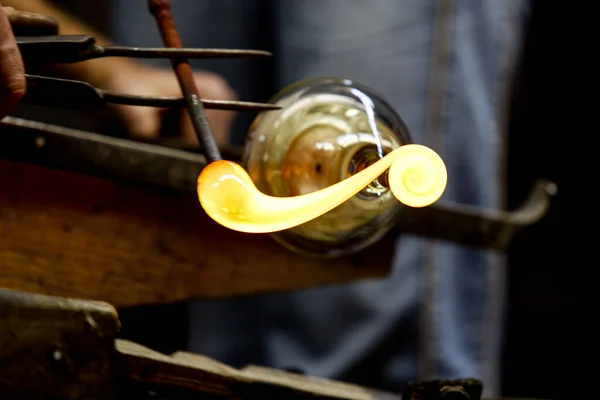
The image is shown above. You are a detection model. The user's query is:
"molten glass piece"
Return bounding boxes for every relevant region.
[198,144,447,234]
[197,77,448,256]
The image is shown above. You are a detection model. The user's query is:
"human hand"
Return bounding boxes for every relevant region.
[0,2,57,119]
[0,4,25,119]
[2,4,57,36]
[104,63,237,148]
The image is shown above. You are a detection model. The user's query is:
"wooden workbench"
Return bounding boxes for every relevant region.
[0,118,395,308]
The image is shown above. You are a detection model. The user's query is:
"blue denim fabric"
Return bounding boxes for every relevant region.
[109,0,529,396]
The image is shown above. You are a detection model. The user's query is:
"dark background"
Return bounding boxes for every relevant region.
[503,0,575,398]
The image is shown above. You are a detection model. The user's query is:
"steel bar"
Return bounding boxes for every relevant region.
[100,90,280,111]
[148,0,222,163]
[17,35,272,64]
[101,45,272,59]
[22,74,280,111]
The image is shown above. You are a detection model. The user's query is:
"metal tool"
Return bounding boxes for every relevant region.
[17,34,279,149]
[148,0,223,162]
[16,34,272,64]
[22,74,280,112]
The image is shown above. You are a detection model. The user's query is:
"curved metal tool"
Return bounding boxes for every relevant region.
[0,117,556,251]
[393,180,557,250]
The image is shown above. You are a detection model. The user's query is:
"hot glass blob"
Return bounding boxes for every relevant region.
[237,77,445,257]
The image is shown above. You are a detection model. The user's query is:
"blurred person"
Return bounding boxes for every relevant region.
[0,0,237,147]
[108,1,531,397]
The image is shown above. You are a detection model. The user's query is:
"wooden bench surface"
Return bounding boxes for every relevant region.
[0,159,395,307]
[0,288,401,400]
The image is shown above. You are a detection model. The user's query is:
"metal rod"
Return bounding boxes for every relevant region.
[148,0,222,163]
[99,90,281,111]
[100,46,273,60]
[17,35,272,64]
[23,74,280,112]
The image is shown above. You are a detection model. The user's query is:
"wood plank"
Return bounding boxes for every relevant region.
[117,340,394,400]
[0,159,395,307]
[0,289,119,400]
[0,288,396,400]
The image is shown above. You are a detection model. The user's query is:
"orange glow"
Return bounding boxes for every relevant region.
[197,144,447,233]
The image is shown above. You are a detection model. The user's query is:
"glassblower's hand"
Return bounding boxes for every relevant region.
[0,2,58,119]
[104,63,237,148]
[0,2,235,148]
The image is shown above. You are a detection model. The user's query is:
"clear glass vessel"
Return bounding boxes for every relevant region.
[243,77,412,257]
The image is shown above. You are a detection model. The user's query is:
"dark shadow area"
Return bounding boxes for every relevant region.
[503,0,579,397]
[117,302,190,355]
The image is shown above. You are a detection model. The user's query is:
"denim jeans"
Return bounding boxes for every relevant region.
[110,0,529,396]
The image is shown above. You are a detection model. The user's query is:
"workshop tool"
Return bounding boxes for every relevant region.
[23,74,280,112]
[148,0,224,162]
[17,34,272,63]
[16,34,278,114]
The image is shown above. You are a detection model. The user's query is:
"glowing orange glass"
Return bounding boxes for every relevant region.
[197,143,447,233]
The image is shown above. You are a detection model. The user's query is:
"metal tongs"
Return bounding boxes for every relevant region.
[18,34,279,113]
[11,0,277,163]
